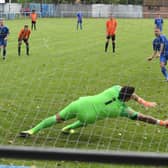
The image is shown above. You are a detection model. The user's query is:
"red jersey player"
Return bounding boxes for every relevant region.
[18,25,31,56]
[30,10,37,30]
[105,15,117,53]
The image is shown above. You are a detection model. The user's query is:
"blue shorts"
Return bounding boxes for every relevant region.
[77,20,82,24]
[160,55,168,64]
[0,38,7,47]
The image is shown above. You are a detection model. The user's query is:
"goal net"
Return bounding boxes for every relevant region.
[0,7,168,168]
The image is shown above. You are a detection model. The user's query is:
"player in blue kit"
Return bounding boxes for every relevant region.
[0,19,9,60]
[155,14,163,32]
[152,38,160,52]
[148,28,168,81]
[76,11,82,30]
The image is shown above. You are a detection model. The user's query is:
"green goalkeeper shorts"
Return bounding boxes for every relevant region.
[59,98,97,124]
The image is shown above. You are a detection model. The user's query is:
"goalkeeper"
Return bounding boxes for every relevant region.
[20,85,168,137]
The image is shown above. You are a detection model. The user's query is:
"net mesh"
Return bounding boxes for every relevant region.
[0,9,167,168]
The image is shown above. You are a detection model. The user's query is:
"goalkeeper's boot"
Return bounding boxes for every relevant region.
[61,127,76,135]
[19,130,33,137]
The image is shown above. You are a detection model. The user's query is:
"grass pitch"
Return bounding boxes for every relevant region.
[0,18,167,167]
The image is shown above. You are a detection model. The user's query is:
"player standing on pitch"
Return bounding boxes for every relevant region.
[18,25,31,56]
[105,14,117,53]
[76,11,83,30]
[148,28,168,81]
[20,85,168,138]
[0,19,9,60]
[30,10,37,30]
[154,14,163,32]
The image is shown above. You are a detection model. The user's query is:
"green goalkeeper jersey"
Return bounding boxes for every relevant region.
[77,85,125,119]
[59,85,137,124]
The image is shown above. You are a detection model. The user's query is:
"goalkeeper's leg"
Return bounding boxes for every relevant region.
[20,101,78,137]
[62,120,84,134]
[20,115,58,137]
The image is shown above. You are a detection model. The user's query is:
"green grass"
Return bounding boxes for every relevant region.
[0,18,168,167]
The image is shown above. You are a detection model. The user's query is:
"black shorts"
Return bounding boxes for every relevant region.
[106,34,116,41]
[18,38,28,43]
[32,21,36,24]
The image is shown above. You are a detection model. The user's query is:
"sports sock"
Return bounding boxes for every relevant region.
[30,115,57,134]
[105,42,109,52]
[112,42,115,52]
[3,48,6,57]
[26,44,29,55]
[18,46,21,56]
[34,23,36,30]
[161,67,168,79]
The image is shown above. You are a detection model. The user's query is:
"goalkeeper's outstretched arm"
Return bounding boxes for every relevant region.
[137,113,167,126]
[131,93,157,108]
[126,107,168,127]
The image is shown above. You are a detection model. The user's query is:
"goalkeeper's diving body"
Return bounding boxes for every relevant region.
[20,85,168,137]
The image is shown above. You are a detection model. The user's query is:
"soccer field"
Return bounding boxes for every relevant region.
[0,18,168,167]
